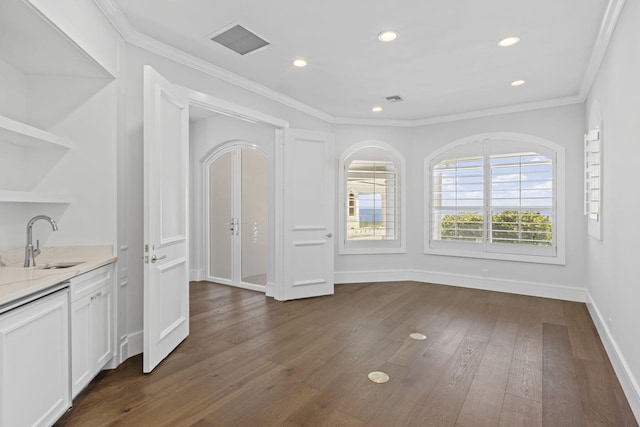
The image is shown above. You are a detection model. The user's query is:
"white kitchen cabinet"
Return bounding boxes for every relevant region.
[70,264,115,398]
[0,288,71,427]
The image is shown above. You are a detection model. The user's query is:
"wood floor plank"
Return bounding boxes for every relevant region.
[575,358,627,426]
[562,301,604,362]
[541,297,566,325]
[368,349,449,427]
[515,296,543,341]
[506,336,543,402]
[318,410,366,426]
[410,334,489,426]
[498,394,542,427]
[336,360,410,421]
[387,310,449,367]
[196,363,305,425]
[427,307,477,355]
[303,326,396,390]
[55,282,637,427]
[604,359,640,427]
[542,323,587,427]
[456,321,518,427]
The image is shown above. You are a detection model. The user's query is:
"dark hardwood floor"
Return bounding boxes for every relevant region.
[56,281,638,426]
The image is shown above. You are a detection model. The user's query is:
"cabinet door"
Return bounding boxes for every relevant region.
[71,265,115,398]
[71,293,92,398]
[0,290,70,427]
[91,284,113,370]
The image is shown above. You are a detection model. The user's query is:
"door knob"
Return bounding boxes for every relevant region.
[151,255,167,263]
[326,233,333,238]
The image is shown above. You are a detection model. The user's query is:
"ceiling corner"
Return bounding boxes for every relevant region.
[579,0,627,98]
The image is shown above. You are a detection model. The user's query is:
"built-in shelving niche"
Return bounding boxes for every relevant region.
[0,0,114,204]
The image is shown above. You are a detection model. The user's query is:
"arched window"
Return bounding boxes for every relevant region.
[425,133,565,264]
[339,141,406,254]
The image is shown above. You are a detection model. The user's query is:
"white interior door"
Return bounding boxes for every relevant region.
[142,65,189,373]
[208,150,234,284]
[280,129,334,300]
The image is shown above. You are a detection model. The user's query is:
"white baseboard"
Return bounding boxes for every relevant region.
[122,330,143,360]
[411,270,586,302]
[335,269,413,284]
[119,337,129,365]
[266,281,275,298]
[190,269,205,282]
[335,269,586,302]
[585,291,640,421]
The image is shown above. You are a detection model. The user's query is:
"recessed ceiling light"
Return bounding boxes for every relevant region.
[498,36,521,47]
[378,30,398,42]
[511,79,526,86]
[372,106,383,112]
[293,58,308,67]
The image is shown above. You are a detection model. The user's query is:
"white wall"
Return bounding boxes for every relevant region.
[585,0,640,417]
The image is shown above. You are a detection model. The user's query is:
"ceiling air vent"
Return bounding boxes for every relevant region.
[210,24,269,55]
[385,95,403,103]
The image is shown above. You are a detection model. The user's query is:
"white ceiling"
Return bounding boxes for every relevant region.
[110,0,612,122]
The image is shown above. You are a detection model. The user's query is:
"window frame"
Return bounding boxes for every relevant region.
[339,141,406,254]
[424,132,566,265]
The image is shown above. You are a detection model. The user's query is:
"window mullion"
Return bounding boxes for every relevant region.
[519,155,523,243]
[483,140,490,251]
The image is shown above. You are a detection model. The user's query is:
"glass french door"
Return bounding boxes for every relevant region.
[207,145,268,291]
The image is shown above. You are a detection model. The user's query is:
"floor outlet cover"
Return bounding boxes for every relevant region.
[368,371,390,384]
[409,333,427,340]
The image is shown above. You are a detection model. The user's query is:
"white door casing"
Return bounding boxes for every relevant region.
[279,129,335,300]
[143,66,189,373]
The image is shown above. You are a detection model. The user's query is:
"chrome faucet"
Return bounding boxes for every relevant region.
[24,215,58,267]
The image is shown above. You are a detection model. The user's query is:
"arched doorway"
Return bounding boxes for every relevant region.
[204,143,269,292]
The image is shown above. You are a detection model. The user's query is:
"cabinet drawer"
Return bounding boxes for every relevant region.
[69,264,113,302]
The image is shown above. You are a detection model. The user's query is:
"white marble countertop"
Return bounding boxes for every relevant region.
[0,245,117,308]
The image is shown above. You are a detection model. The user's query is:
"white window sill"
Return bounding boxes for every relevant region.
[424,247,566,265]
[339,246,406,255]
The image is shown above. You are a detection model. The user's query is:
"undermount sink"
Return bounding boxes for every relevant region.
[38,261,83,270]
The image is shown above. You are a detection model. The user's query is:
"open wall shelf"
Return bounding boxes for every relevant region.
[0,115,74,150]
[0,190,72,204]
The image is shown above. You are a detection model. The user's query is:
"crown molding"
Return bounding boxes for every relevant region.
[333,94,584,127]
[92,0,334,123]
[332,117,414,127]
[579,0,627,97]
[94,0,621,128]
[411,95,585,127]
